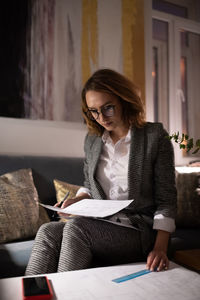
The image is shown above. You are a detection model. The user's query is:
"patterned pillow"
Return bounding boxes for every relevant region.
[53,179,82,221]
[175,167,200,228]
[0,169,50,243]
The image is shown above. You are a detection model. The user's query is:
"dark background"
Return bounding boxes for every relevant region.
[0,1,29,118]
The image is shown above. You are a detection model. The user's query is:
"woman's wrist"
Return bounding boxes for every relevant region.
[75,192,91,201]
[153,230,170,252]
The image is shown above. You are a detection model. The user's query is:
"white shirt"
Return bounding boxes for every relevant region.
[96,129,130,200]
[77,130,175,232]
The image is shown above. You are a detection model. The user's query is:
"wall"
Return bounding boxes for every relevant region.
[0,0,145,157]
[0,118,87,157]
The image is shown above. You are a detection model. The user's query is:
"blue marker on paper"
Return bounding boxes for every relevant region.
[112,269,152,283]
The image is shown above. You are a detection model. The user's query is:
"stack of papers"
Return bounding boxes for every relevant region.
[40,199,133,218]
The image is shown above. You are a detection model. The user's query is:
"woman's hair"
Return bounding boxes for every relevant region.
[81,68,146,135]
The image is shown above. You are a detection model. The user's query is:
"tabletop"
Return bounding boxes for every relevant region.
[0,261,200,300]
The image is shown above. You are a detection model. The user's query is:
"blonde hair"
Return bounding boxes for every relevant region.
[82,69,146,135]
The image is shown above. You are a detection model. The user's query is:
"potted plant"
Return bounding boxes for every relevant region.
[167,132,200,154]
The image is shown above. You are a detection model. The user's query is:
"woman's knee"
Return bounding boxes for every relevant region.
[63,217,91,234]
[63,218,82,233]
[62,217,91,244]
[37,221,55,233]
[36,221,64,239]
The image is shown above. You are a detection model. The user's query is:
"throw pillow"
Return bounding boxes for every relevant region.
[54,179,82,203]
[53,179,82,221]
[175,167,200,228]
[0,169,50,243]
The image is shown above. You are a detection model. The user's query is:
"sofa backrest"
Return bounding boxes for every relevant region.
[0,155,84,209]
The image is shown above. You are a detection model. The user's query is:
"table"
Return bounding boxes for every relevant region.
[0,261,200,300]
[174,249,200,272]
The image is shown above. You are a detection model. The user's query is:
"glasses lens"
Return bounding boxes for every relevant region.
[86,110,98,120]
[101,105,115,117]
[86,105,115,121]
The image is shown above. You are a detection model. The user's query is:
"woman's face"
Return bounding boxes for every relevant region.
[85,90,126,132]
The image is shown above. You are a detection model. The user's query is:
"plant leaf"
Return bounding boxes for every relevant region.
[192,147,200,154]
[196,139,200,147]
[180,144,186,149]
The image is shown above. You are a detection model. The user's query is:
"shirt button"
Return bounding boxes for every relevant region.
[110,189,116,197]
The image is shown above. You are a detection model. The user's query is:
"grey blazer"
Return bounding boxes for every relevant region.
[83,122,177,255]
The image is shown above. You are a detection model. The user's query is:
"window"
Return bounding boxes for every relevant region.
[151,0,200,164]
[152,19,169,130]
[153,0,188,18]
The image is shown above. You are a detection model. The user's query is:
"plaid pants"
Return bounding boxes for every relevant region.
[25,217,143,275]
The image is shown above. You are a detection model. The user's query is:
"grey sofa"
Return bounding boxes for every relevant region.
[0,155,84,279]
[0,154,200,279]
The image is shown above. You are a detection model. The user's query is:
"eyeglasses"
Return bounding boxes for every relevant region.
[85,104,115,121]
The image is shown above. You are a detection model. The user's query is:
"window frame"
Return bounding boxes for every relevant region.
[145,0,200,165]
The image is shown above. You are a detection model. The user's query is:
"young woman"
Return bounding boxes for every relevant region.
[26,69,177,275]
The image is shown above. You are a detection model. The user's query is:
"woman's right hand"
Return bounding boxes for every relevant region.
[54,193,90,218]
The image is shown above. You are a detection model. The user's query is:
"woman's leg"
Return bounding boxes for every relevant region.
[57,217,143,272]
[25,222,65,275]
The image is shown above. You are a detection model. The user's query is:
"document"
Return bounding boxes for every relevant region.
[1,261,200,300]
[40,199,133,218]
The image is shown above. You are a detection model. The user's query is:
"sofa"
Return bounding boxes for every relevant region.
[0,154,200,279]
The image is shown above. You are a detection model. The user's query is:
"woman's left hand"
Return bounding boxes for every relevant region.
[146,230,170,272]
[146,249,169,272]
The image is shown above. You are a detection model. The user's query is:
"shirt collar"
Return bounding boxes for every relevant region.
[102,130,110,144]
[124,128,131,143]
[102,128,131,144]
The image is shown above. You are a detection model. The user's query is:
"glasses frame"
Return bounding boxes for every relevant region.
[85,104,116,121]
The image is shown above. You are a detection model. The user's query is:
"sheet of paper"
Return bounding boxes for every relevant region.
[40,199,133,218]
[1,262,200,300]
[51,261,200,300]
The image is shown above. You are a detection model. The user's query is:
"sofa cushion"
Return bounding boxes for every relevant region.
[54,179,81,202]
[0,155,85,220]
[170,228,200,255]
[0,169,50,244]
[175,167,200,228]
[53,179,82,221]
[0,240,34,278]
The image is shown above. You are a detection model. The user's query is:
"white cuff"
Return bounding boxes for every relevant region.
[76,187,91,197]
[153,214,176,233]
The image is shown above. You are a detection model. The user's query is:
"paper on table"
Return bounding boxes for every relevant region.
[40,199,133,218]
[1,261,200,300]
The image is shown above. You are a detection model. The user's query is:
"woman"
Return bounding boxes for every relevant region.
[26,69,177,275]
